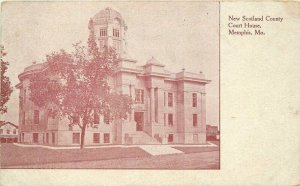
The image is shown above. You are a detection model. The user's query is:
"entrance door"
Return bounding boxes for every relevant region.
[134,112,144,131]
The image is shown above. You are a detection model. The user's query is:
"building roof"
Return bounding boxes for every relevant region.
[0,121,18,129]
[92,7,126,27]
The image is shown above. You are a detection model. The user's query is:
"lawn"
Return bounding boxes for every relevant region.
[0,144,150,168]
[0,143,220,169]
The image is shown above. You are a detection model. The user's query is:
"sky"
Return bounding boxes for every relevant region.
[1,1,219,127]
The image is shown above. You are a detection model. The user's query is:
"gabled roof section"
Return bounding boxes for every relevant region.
[0,121,18,129]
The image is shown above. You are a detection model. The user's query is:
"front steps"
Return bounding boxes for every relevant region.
[127,131,160,144]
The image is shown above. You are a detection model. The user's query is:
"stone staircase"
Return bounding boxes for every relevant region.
[128,131,161,144]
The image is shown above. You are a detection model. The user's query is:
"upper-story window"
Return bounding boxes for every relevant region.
[103,112,110,124]
[0,129,3,134]
[22,112,26,125]
[135,89,144,104]
[13,129,17,134]
[94,113,100,124]
[192,93,197,107]
[168,93,173,107]
[168,113,173,126]
[100,28,107,37]
[7,129,10,134]
[193,114,198,127]
[113,29,120,37]
[34,110,39,124]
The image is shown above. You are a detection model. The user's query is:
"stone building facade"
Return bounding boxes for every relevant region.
[16,7,210,146]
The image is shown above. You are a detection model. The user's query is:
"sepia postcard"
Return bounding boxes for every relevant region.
[0,1,299,185]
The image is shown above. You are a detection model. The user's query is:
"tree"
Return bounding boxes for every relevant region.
[0,45,13,114]
[29,20,132,149]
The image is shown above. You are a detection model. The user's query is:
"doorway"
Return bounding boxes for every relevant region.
[134,112,144,131]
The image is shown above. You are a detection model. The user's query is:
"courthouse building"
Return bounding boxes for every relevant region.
[16,7,210,145]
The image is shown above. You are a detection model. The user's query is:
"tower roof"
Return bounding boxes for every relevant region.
[145,56,165,67]
[92,7,126,27]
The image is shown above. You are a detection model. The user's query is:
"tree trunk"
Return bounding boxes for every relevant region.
[80,122,87,149]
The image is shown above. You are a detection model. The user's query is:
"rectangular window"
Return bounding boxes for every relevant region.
[103,113,110,124]
[94,113,100,124]
[22,112,26,125]
[24,89,26,105]
[13,129,16,134]
[52,132,55,144]
[113,29,120,37]
[33,133,38,143]
[22,133,24,142]
[93,133,100,143]
[168,134,174,143]
[164,92,166,107]
[46,133,49,144]
[72,133,80,144]
[193,114,198,127]
[7,129,10,134]
[168,113,173,126]
[73,115,80,124]
[135,89,144,104]
[100,28,107,37]
[168,93,173,107]
[192,93,197,107]
[104,133,110,143]
[34,110,39,124]
[47,109,52,124]
[0,129,3,134]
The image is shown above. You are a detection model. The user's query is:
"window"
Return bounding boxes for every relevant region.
[73,115,80,124]
[0,129,3,134]
[24,89,26,105]
[47,109,52,124]
[52,132,55,144]
[99,40,107,49]
[113,29,120,37]
[33,133,38,143]
[168,134,174,143]
[164,92,166,107]
[22,133,24,142]
[113,40,120,51]
[22,112,26,125]
[13,129,16,134]
[103,113,110,124]
[193,114,198,127]
[192,93,197,107]
[72,133,80,144]
[135,89,144,104]
[100,28,107,36]
[94,113,99,124]
[7,129,10,134]
[104,133,110,143]
[168,93,173,107]
[46,133,49,144]
[93,133,100,143]
[34,110,39,124]
[168,114,173,126]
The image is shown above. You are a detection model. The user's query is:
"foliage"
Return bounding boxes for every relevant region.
[0,45,13,114]
[29,20,132,148]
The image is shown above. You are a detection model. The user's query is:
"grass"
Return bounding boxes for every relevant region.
[0,144,150,167]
